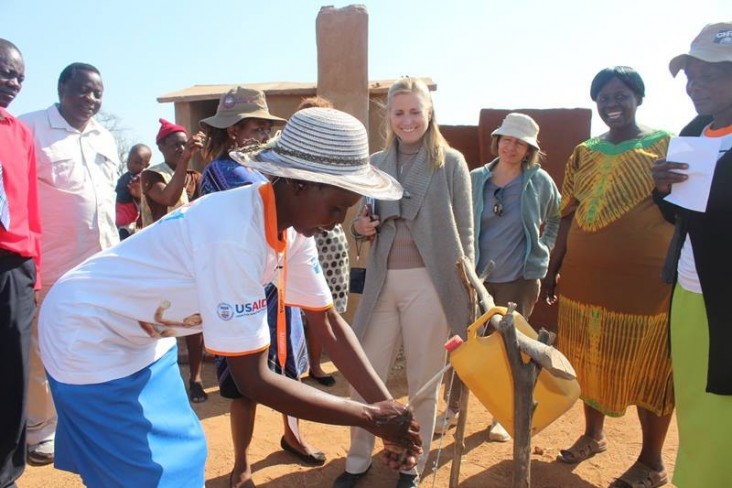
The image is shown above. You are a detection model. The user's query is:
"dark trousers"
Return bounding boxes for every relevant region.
[0,255,36,488]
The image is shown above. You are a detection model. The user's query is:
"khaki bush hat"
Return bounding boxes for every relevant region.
[669,22,732,77]
[230,108,403,201]
[491,113,540,150]
[200,86,286,129]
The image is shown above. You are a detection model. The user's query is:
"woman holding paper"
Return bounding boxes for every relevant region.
[651,22,732,488]
[543,66,675,487]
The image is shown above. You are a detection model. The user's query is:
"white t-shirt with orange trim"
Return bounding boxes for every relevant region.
[39,181,333,385]
[677,124,732,294]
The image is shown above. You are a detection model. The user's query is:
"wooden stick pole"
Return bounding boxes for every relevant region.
[497,305,555,488]
[448,258,478,488]
[449,381,470,488]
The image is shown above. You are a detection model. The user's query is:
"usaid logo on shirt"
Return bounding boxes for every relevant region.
[217,303,235,321]
[217,299,268,321]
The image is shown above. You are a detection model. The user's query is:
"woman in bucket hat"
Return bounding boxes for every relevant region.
[471,114,560,325]
[652,21,732,488]
[199,86,286,194]
[199,88,327,485]
[437,113,561,444]
[37,107,421,488]
[544,66,675,487]
[336,77,476,488]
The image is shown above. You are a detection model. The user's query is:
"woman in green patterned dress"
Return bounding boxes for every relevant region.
[544,66,674,488]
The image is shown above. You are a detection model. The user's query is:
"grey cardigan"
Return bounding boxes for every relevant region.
[352,144,475,339]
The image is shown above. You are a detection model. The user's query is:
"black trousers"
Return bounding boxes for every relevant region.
[0,254,35,488]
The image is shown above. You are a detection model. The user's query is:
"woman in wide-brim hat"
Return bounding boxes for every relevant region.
[38,107,420,488]
[199,86,316,484]
[199,88,327,485]
[199,86,286,193]
[440,113,560,443]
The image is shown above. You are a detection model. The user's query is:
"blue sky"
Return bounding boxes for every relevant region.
[3,0,728,162]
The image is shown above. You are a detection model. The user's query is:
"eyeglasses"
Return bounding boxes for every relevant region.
[493,187,504,217]
[253,127,272,138]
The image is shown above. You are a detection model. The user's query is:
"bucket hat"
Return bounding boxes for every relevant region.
[669,22,732,76]
[230,108,403,200]
[200,86,286,129]
[491,113,540,150]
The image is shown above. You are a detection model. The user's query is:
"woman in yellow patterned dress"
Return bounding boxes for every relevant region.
[543,66,674,488]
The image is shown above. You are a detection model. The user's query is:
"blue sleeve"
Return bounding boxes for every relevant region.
[200,160,267,195]
[230,165,267,186]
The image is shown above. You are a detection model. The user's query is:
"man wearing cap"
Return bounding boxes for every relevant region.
[19,62,119,466]
[36,107,421,487]
[0,38,41,488]
[651,21,732,488]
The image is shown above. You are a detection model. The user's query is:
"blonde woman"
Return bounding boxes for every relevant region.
[334,77,476,488]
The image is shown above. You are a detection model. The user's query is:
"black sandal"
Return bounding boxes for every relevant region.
[308,370,336,387]
[189,380,208,403]
[280,437,326,466]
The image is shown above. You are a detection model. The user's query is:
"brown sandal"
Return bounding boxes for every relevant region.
[557,434,607,464]
[609,461,668,488]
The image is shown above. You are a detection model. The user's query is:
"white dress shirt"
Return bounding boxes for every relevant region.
[20,104,120,285]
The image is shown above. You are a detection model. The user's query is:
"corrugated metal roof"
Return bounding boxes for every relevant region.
[157,78,436,103]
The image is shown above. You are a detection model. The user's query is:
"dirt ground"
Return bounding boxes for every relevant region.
[18,358,678,488]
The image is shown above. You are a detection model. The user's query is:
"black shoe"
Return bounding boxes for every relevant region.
[280,437,326,466]
[332,465,371,488]
[309,370,336,387]
[188,380,208,403]
[396,473,419,488]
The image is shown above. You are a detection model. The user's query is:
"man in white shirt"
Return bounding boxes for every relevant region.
[19,62,119,465]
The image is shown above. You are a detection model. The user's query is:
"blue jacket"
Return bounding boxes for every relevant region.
[470,159,561,280]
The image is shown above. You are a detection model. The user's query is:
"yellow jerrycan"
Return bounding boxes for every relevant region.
[449,306,580,437]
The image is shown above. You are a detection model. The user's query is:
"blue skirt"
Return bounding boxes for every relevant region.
[48,346,207,488]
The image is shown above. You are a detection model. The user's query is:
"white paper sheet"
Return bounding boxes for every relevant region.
[663,136,721,212]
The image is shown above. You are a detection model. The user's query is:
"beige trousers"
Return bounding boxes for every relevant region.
[345,268,449,476]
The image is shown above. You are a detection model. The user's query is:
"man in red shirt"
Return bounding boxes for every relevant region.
[0,38,41,488]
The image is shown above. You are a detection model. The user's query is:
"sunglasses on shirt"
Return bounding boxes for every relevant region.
[493,187,504,217]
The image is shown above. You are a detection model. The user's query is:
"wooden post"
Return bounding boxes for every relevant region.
[449,382,470,488]
[315,5,369,126]
[460,264,567,488]
[498,304,554,488]
[316,5,370,326]
[448,259,479,487]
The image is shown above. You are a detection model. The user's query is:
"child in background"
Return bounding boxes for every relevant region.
[116,144,151,240]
